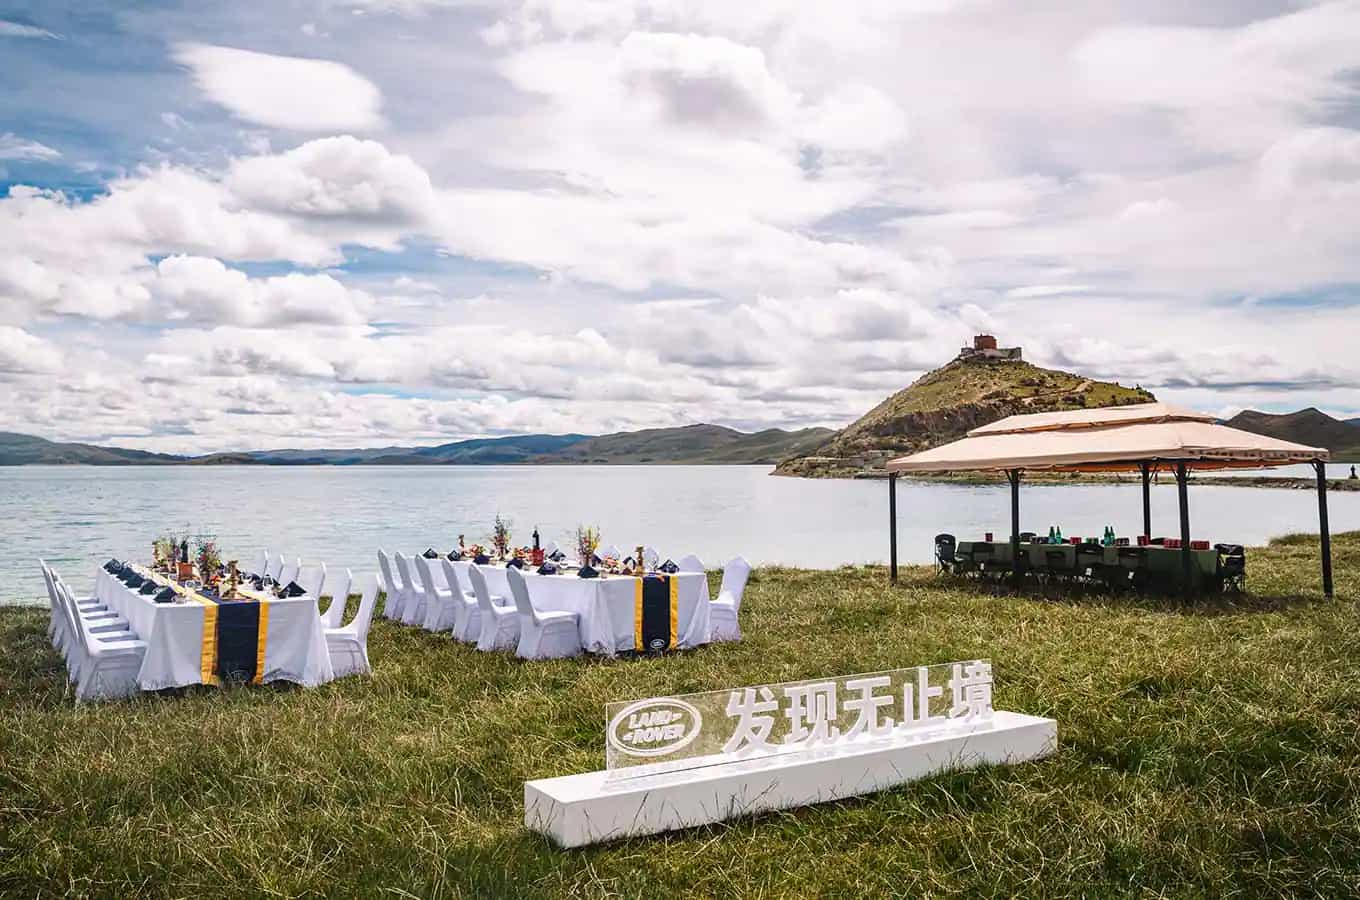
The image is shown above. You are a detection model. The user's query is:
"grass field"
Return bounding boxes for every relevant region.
[2,533,1357,898]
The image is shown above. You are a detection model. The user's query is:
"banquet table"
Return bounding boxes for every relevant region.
[955,540,1222,587]
[446,561,711,656]
[95,566,334,691]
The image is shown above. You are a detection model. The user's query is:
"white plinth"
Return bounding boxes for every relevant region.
[525,710,1057,848]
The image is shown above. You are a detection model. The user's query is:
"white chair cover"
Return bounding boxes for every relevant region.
[298,563,326,600]
[506,567,580,660]
[377,549,404,620]
[326,573,379,678]
[54,574,147,701]
[394,553,427,626]
[677,554,706,574]
[468,564,518,652]
[440,558,481,643]
[278,557,302,589]
[710,556,751,643]
[415,555,457,632]
[322,568,352,630]
[254,550,270,579]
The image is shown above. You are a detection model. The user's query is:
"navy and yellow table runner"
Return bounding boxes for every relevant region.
[198,593,271,685]
[634,573,678,653]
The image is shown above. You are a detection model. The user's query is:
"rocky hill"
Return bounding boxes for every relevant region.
[774,356,1155,478]
[1226,409,1360,461]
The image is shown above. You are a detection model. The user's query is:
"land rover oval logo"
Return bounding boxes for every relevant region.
[648,638,666,651]
[607,698,703,758]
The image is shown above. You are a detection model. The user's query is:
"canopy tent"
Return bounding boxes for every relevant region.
[882,402,1334,597]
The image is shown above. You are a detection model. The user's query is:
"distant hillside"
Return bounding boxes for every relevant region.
[535,424,834,465]
[0,432,186,466]
[775,356,1155,478]
[0,426,820,466]
[1225,409,1360,461]
[373,434,589,465]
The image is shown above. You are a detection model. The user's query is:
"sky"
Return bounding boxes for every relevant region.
[1,0,1358,454]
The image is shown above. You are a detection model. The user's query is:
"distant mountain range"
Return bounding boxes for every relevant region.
[1224,408,1360,461]
[0,424,834,467]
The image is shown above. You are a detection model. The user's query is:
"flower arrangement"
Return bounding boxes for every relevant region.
[575,524,601,566]
[153,535,176,569]
[195,535,222,585]
[491,513,512,559]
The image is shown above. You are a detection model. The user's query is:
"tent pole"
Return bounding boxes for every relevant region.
[1140,461,1152,540]
[1314,459,1333,599]
[1009,469,1022,585]
[1176,462,1192,597]
[889,472,899,583]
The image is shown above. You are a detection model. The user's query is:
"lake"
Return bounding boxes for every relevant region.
[4,464,1357,605]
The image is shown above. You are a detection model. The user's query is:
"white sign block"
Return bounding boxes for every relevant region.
[525,709,1056,848]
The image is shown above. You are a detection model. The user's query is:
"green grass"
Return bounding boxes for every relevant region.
[2,534,1358,898]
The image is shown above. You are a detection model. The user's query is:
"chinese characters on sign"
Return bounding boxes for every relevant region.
[606,660,993,775]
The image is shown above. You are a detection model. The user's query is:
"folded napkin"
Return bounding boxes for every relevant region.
[154,587,177,603]
[536,562,559,575]
[278,581,307,598]
[548,550,566,562]
[422,548,440,559]
[577,564,599,579]
[473,553,490,565]
[250,575,265,590]
[103,558,121,573]
[506,557,525,569]
[125,573,145,589]
[139,582,159,595]
[447,550,464,561]
[658,559,679,573]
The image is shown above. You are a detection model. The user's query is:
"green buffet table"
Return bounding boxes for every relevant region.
[954,540,1222,591]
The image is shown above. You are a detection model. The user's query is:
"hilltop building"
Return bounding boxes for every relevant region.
[957,334,1022,362]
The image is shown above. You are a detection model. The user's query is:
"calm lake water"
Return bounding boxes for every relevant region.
[4,464,1357,605]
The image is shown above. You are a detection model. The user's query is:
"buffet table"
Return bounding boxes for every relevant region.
[953,540,1228,590]
[447,561,711,656]
[96,566,333,691]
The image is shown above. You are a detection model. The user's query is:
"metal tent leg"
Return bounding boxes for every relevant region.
[1315,460,1333,599]
[889,472,899,583]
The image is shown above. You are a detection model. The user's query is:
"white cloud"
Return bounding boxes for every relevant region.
[0,20,59,39]
[0,133,60,161]
[0,326,61,374]
[154,256,372,327]
[227,136,433,221]
[173,43,383,131]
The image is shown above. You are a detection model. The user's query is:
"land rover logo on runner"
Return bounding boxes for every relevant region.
[607,698,703,758]
[648,637,666,651]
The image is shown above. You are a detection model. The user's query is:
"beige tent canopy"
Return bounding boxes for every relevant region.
[881,402,1335,597]
[886,402,1327,474]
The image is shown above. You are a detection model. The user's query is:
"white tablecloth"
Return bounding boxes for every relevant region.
[96,567,334,691]
[449,562,710,656]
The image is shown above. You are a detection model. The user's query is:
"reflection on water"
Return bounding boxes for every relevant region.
[3,464,1357,604]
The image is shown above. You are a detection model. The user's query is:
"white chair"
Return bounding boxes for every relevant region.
[596,544,621,563]
[415,555,458,632]
[643,546,661,569]
[677,554,706,574]
[468,564,518,652]
[266,554,284,583]
[710,556,752,643]
[440,559,482,643]
[321,568,352,630]
[325,572,379,678]
[277,557,302,588]
[253,549,270,578]
[505,567,580,660]
[298,563,326,599]
[544,540,562,557]
[56,578,146,701]
[377,549,404,620]
[394,553,428,627]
